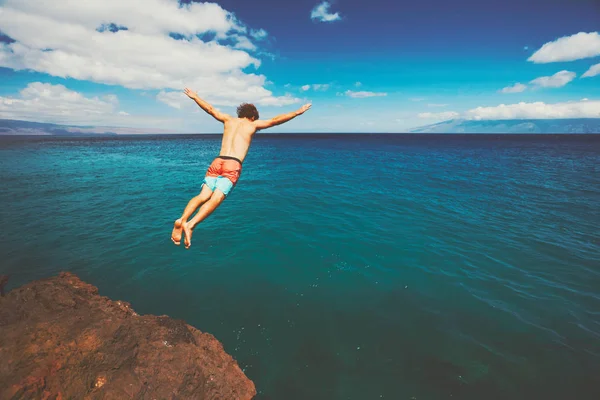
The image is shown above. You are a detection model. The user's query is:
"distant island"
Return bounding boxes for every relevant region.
[2,118,600,135]
[409,118,600,134]
[0,119,172,136]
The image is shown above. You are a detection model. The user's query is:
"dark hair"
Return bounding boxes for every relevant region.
[237,103,259,120]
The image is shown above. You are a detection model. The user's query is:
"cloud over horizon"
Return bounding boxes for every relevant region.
[0,82,128,124]
[417,99,600,122]
[418,111,460,120]
[466,99,600,120]
[427,103,449,107]
[0,0,295,107]
[344,90,387,98]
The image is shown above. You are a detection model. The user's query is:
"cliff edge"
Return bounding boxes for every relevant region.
[0,272,256,399]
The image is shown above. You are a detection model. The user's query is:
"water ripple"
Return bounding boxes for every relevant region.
[1,134,599,400]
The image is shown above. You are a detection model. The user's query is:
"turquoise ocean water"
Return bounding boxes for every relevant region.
[1,134,599,399]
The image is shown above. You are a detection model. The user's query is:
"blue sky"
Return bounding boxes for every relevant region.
[0,0,599,133]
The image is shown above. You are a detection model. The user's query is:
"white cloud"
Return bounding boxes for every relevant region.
[528,32,600,63]
[345,90,387,98]
[582,63,600,78]
[311,1,341,23]
[312,84,330,91]
[0,0,295,107]
[465,99,600,120]
[301,83,330,91]
[529,70,576,88]
[499,83,527,94]
[427,103,449,107]
[417,99,600,122]
[250,29,268,40]
[157,89,300,110]
[0,82,127,124]
[232,35,256,51]
[418,111,459,120]
[498,73,576,94]
[410,97,425,102]
[156,91,185,110]
[255,93,302,107]
[102,94,119,104]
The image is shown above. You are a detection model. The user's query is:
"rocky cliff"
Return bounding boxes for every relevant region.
[0,272,256,399]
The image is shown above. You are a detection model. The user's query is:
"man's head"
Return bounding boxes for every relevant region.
[237,103,259,121]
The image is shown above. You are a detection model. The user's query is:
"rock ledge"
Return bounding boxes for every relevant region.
[0,272,256,399]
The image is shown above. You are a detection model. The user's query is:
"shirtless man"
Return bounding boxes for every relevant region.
[171,88,311,249]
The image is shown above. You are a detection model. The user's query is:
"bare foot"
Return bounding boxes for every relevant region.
[171,219,183,245]
[183,222,193,249]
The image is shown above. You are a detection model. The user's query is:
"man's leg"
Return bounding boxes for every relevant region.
[171,184,213,245]
[182,189,226,249]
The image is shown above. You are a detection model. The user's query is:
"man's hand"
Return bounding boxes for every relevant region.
[182,88,230,123]
[254,103,312,130]
[183,88,198,100]
[297,103,312,115]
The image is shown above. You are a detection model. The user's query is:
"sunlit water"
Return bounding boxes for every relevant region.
[1,134,599,399]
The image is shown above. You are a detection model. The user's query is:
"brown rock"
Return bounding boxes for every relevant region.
[0,272,256,399]
[0,274,9,296]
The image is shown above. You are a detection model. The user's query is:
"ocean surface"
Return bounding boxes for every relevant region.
[1,133,599,400]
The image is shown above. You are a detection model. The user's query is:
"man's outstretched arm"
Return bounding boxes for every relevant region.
[183,88,231,123]
[254,103,311,130]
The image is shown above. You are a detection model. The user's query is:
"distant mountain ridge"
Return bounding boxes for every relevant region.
[410,119,600,134]
[2,118,600,135]
[0,119,171,135]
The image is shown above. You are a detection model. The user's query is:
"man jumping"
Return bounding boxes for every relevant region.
[171,88,312,249]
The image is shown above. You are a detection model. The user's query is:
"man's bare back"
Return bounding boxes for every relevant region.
[170,88,311,249]
[183,88,311,163]
[219,117,257,163]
